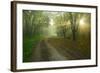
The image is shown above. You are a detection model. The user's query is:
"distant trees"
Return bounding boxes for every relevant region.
[54,12,90,40]
[23,10,91,40]
[23,10,49,37]
[54,12,69,38]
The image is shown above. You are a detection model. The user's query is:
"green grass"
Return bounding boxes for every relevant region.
[23,35,42,62]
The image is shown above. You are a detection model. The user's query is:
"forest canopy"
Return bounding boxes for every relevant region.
[23,10,91,40]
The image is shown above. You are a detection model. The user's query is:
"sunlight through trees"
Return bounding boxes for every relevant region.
[23,10,91,62]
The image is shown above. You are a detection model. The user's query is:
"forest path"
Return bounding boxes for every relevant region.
[31,38,69,62]
[31,37,85,62]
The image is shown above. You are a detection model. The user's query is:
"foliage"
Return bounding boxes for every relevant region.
[23,10,49,37]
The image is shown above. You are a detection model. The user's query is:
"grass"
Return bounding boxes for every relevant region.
[23,35,42,62]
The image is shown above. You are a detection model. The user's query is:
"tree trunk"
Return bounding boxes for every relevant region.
[72,29,76,41]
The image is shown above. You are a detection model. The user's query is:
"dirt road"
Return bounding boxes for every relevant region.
[31,39,69,62]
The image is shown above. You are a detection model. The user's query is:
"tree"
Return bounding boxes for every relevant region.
[23,10,49,37]
[54,12,69,38]
[68,12,91,41]
[68,12,82,40]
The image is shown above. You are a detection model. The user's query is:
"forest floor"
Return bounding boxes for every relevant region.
[30,37,91,62]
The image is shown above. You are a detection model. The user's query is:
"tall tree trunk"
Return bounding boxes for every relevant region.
[71,13,77,41]
[72,29,76,40]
